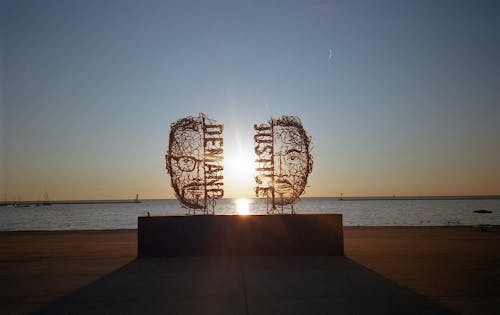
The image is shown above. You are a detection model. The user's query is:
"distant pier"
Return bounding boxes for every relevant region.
[1,194,142,207]
[2,199,141,207]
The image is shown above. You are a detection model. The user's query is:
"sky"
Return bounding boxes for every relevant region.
[1,0,499,201]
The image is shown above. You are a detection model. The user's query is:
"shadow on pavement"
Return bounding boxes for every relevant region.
[33,256,456,314]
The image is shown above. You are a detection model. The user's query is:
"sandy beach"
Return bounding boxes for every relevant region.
[1,226,498,314]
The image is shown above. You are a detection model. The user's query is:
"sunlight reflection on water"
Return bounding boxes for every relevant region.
[235,198,251,215]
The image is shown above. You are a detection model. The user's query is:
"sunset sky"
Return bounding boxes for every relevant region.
[1,0,499,201]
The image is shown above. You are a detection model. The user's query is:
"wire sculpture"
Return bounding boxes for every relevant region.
[254,116,313,214]
[166,113,224,214]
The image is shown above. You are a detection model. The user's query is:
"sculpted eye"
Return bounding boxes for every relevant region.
[285,149,302,163]
[286,149,301,155]
[176,156,197,172]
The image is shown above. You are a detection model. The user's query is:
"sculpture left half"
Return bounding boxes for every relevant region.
[165,113,224,214]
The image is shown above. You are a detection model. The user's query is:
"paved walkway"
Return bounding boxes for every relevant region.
[34,256,455,314]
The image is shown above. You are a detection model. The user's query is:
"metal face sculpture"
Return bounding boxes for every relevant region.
[254,116,313,214]
[166,113,224,214]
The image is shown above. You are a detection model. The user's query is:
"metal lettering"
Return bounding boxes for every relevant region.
[253,116,313,214]
[166,113,224,214]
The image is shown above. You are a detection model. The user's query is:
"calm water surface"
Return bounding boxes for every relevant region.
[1,198,499,231]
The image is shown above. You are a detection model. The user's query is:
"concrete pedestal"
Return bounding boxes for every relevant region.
[137,214,343,258]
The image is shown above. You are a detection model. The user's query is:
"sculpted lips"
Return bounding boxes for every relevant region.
[182,180,204,195]
[274,177,293,193]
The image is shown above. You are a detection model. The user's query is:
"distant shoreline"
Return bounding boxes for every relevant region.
[329,195,500,201]
[1,225,499,235]
[0,200,141,206]
[1,195,500,206]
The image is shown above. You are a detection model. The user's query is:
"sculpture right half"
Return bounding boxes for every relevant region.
[254,116,313,214]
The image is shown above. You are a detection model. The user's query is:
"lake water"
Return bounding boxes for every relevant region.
[1,197,499,231]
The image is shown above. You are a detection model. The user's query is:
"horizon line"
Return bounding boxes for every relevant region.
[3,194,500,204]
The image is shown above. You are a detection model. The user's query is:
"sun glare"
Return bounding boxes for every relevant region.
[226,153,254,177]
[224,150,256,197]
[235,198,251,215]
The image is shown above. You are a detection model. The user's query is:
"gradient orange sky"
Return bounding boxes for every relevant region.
[1,0,499,201]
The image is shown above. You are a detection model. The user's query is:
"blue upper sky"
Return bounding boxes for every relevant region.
[1,0,499,200]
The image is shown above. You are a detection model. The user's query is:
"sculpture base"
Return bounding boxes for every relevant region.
[137,214,343,258]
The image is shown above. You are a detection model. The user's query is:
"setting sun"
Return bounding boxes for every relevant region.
[235,198,251,215]
[224,147,256,198]
[225,152,254,178]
